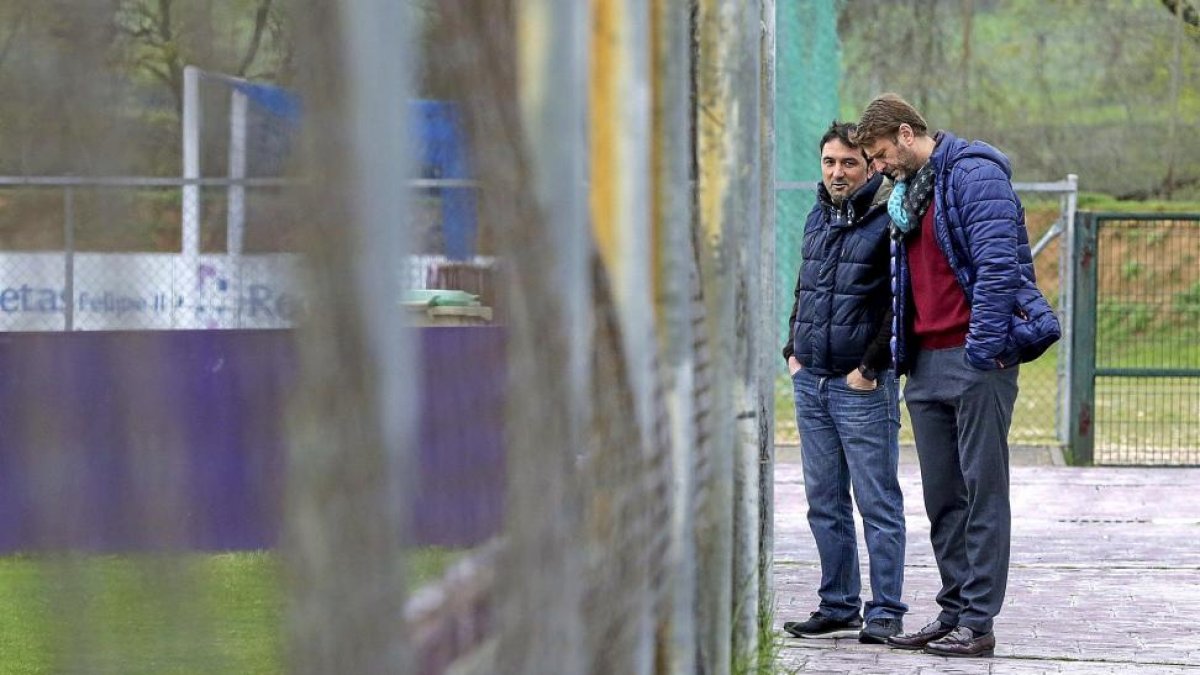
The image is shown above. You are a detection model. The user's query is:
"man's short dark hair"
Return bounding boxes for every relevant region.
[818,121,862,155]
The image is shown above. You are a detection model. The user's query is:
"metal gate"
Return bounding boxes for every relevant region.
[1069,212,1200,465]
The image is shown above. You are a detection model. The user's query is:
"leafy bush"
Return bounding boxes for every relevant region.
[1172,281,1200,325]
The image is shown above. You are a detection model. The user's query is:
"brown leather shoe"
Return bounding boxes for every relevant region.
[885,619,954,650]
[923,626,996,658]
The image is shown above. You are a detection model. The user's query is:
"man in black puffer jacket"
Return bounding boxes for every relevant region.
[781,122,907,646]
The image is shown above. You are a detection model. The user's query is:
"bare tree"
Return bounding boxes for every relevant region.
[0,1,33,73]
[234,0,274,77]
[116,1,186,113]
[115,0,290,114]
[838,0,1200,199]
[1161,0,1200,38]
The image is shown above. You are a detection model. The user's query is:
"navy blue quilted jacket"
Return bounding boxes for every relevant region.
[782,173,894,377]
[892,131,1059,374]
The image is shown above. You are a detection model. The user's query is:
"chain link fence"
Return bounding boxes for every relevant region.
[0,1,777,673]
[1071,213,1200,466]
[0,177,302,332]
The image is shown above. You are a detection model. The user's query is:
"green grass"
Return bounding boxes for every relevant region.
[409,547,464,587]
[1077,192,1200,213]
[0,552,283,674]
[732,584,797,675]
[1093,377,1200,464]
[774,374,800,445]
[0,547,462,674]
[1092,300,1200,461]
[996,353,1060,446]
[1097,330,1200,370]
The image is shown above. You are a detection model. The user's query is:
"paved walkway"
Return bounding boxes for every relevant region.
[774,445,1200,673]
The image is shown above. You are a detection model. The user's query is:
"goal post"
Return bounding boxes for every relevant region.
[181,65,302,328]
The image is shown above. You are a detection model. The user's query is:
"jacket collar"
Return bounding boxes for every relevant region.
[929,130,954,171]
[929,130,1010,176]
[817,172,888,225]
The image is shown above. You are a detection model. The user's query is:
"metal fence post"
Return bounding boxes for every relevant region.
[502,0,589,672]
[1067,211,1097,465]
[651,0,700,670]
[695,0,738,669]
[63,185,75,331]
[228,88,248,328]
[757,0,777,657]
[228,88,248,259]
[281,2,415,672]
[1056,173,1079,446]
[589,2,656,670]
[182,66,202,329]
[732,0,763,658]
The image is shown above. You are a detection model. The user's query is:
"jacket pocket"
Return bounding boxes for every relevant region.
[1008,281,1061,363]
[964,345,1019,371]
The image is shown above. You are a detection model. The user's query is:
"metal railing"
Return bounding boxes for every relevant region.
[0,175,478,332]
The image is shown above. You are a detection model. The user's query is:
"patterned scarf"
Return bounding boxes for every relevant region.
[887,160,936,233]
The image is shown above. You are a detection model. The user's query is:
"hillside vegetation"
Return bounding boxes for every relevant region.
[838,0,1200,201]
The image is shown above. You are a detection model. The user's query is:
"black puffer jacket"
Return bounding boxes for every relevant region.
[782,173,893,377]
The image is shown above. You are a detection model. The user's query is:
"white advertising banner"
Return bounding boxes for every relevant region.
[0,253,303,331]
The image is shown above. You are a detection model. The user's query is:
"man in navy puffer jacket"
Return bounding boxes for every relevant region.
[781,122,907,646]
[853,93,1060,658]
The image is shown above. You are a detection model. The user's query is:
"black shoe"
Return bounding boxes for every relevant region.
[858,616,903,644]
[885,619,954,650]
[783,611,863,639]
[923,626,996,658]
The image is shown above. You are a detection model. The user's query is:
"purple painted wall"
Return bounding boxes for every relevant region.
[0,326,505,553]
[412,326,507,546]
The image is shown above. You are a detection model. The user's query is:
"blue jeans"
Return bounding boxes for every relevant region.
[792,367,907,621]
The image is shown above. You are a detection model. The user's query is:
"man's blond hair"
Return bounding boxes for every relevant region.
[852,93,929,145]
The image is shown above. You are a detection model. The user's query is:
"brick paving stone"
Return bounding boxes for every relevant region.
[774,447,1200,674]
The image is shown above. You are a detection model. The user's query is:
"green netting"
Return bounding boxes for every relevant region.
[775,0,840,367]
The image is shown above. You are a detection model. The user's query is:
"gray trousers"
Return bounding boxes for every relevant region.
[904,346,1019,634]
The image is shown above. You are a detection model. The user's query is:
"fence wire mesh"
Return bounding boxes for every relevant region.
[773,0,839,354]
[0,1,775,673]
[0,180,302,333]
[1093,215,1200,465]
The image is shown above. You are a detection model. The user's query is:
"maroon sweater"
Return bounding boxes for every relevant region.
[906,205,970,349]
